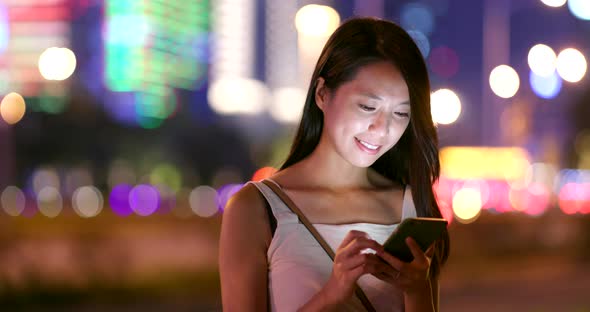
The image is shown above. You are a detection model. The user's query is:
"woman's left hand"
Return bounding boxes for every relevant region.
[372,237,434,295]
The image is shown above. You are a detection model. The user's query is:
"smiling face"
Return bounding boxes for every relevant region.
[316,61,411,168]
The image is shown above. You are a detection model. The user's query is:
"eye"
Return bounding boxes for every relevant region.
[395,112,410,118]
[359,104,375,112]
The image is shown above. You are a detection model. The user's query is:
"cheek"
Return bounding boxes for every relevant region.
[388,122,410,142]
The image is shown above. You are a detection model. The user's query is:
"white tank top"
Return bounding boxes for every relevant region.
[250,179,417,312]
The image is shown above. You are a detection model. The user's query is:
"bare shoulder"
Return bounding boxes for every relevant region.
[221,183,272,248]
[219,183,272,310]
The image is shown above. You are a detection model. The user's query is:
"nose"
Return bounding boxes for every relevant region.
[368,111,390,136]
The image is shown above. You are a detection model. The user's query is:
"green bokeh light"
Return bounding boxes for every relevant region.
[105,0,210,126]
[150,163,183,193]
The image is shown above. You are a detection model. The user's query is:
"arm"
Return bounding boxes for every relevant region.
[219,184,272,311]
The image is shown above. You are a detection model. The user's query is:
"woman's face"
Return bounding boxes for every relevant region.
[316,61,411,168]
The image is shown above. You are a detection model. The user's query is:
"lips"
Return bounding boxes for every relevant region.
[355,137,381,155]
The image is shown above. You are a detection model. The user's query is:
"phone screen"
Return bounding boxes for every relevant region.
[382,217,448,262]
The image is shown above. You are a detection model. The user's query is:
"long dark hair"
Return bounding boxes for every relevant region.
[279,17,450,278]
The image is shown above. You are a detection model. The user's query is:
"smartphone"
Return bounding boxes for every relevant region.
[382,217,448,262]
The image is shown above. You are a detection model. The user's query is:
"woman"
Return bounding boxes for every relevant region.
[219,17,450,311]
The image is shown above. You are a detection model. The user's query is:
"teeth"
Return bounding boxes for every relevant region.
[358,139,378,150]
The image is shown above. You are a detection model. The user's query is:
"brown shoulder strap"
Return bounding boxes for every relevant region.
[261,180,376,312]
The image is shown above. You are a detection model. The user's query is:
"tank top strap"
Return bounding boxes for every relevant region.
[247,180,299,224]
[401,185,417,219]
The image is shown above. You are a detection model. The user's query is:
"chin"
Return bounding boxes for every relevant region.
[347,156,380,168]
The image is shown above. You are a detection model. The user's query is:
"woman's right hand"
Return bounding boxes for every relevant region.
[320,230,385,307]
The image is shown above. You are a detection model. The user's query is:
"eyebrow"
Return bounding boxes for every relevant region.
[360,92,410,106]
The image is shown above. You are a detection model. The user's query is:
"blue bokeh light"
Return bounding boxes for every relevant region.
[407,30,430,58]
[529,70,562,99]
[401,3,435,36]
[568,0,590,20]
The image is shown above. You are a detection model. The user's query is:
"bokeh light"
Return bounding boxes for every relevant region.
[430,88,461,125]
[208,77,268,115]
[104,14,149,46]
[0,92,26,124]
[440,147,531,182]
[150,163,182,194]
[525,183,551,216]
[268,87,306,123]
[295,4,340,37]
[452,187,482,224]
[32,167,60,196]
[38,47,77,81]
[1,186,26,217]
[64,167,93,197]
[217,183,244,212]
[37,186,63,218]
[400,2,435,36]
[556,48,587,83]
[189,185,219,217]
[541,0,567,8]
[559,182,590,214]
[0,5,7,54]
[489,65,520,98]
[529,70,562,99]
[428,46,459,78]
[72,186,104,218]
[525,162,558,190]
[407,30,430,58]
[109,184,134,217]
[129,184,160,216]
[527,44,557,77]
[568,0,590,20]
[252,167,278,182]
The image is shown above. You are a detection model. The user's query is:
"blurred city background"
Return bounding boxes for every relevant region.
[0,0,589,311]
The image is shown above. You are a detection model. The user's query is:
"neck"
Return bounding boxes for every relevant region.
[285,136,372,190]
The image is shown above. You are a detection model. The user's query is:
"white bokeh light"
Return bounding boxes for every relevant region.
[452,187,482,224]
[1,186,26,217]
[541,0,567,8]
[295,4,340,37]
[528,44,557,77]
[556,48,587,83]
[189,185,219,218]
[208,77,268,115]
[72,186,104,218]
[38,47,77,81]
[269,87,306,123]
[37,186,63,218]
[32,168,60,196]
[489,65,520,98]
[431,88,461,125]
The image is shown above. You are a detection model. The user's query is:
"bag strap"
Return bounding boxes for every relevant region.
[262,180,376,312]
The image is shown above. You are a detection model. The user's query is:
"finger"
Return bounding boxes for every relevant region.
[338,230,370,250]
[339,252,370,270]
[405,237,428,264]
[365,255,397,275]
[341,237,384,259]
[376,249,404,272]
